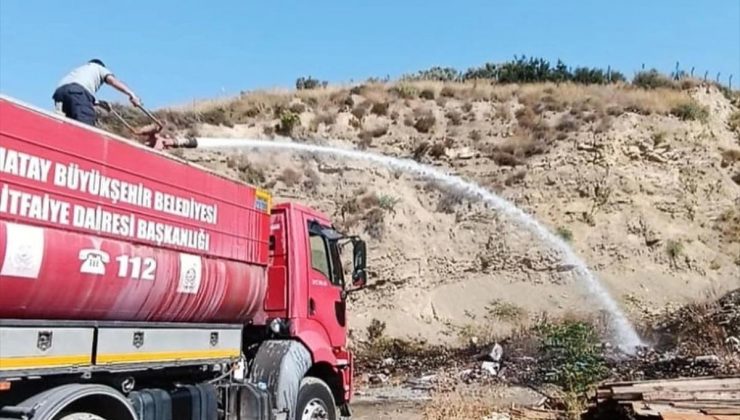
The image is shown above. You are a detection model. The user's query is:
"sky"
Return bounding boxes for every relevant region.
[1,0,738,109]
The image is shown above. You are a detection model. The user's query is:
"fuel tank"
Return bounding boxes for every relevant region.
[0,96,271,324]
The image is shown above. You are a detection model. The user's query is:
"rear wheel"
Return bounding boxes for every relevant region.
[295,377,337,420]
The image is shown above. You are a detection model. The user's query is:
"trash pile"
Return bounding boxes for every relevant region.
[354,289,740,395]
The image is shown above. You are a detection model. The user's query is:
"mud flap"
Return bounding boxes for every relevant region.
[249,340,312,418]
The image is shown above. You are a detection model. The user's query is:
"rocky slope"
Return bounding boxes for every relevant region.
[103,81,740,346]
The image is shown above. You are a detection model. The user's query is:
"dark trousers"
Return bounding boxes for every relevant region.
[52,83,96,126]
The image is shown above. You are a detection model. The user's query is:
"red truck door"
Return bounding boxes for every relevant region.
[305,219,347,348]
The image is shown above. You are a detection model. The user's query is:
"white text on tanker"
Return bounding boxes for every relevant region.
[1,146,219,225]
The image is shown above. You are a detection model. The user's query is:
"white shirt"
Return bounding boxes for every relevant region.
[57,63,113,96]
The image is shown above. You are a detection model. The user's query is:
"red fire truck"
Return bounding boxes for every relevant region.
[0,95,367,420]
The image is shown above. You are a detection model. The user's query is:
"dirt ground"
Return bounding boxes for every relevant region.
[352,401,424,420]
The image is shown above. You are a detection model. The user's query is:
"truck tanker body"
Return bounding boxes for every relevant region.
[0,95,368,420]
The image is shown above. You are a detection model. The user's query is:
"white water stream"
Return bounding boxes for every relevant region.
[196,137,644,352]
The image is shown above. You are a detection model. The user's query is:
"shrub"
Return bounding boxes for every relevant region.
[671,101,709,122]
[278,168,301,187]
[728,110,740,138]
[461,102,474,113]
[633,69,676,89]
[469,130,482,142]
[201,107,233,127]
[370,101,389,116]
[722,149,740,167]
[295,76,327,90]
[515,106,538,130]
[391,84,418,99]
[419,88,436,100]
[303,168,321,192]
[366,318,387,342]
[413,141,430,161]
[556,116,581,132]
[505,170,526,186]
[652,131,667,146]
[492,152,523,167]
[461,56,623,85]
[288,102,307,114]
[446,109,463,125]
[440,86,457,98]
[276,110,301,135]
[536,321,607,393]
[556,226,574,242]
[363,208,386,239]
[358,132,373,149]
[351,103,370,120]
[378,195,400,214]
[358,126,389,148]
[716,209,740,242]
[485,299,526,322]
[572,67,608,84]
[666,239,683,259]
[492,136,547,160]
[608,70,627,83]
[404,66,462,82]
[437,188,465,213]
[413,111,436,133]
[228,155,266,185]
[310,112,336,131]
[428,142,446,159]
[349,117,362,130]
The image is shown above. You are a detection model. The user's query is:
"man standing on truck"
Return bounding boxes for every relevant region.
[52,59,142,126]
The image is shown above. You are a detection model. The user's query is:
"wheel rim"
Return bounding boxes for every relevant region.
[301,398,329,420]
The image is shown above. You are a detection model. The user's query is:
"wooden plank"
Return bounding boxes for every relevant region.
[701,407,740,415]
[644,390,740,402]
[672,402,740,410]
[601,375,738,388]
[608,379,740,397]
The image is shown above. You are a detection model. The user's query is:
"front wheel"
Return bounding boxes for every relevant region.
[57,414,107,420]
[295,377,337,420]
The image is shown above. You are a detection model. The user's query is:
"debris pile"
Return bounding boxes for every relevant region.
[590,376,740,418]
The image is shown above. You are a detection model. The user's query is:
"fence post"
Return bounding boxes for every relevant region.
[704,71,709,82]
[716,72,721,83]
[730,75,734,91]
[690,67,695,77]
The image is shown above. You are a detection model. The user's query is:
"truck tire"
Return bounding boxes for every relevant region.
[57,414,107,420]
[294,377,337,420]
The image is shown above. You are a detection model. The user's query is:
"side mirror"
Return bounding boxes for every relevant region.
[351,240,367,288]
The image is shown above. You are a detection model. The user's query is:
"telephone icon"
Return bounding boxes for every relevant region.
[78,249,110,275]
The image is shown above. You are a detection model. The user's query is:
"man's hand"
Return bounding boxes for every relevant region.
[129,94,142,108]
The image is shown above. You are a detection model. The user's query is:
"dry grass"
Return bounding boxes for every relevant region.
[445,109,463,125]
[277,168,301,187]
[517,83,691,115]
[489,134,548,160]
[728,110,740,138]
[721,148,740,167]
[167,81,693,134]
[370,101,390,116]
[412,108,437,133]
[310,112,337,131]
[423,388,503,420]
[716,209,740,242]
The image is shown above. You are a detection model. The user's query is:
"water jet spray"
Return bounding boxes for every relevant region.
[196,137,645,352]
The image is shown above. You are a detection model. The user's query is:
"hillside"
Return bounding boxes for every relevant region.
[102,80,740,346]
